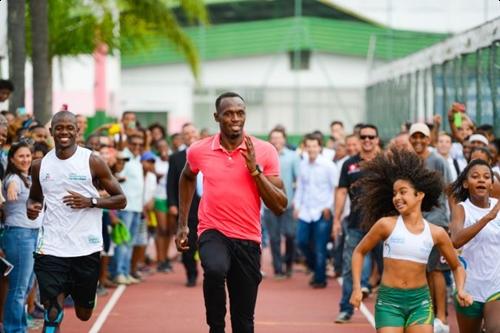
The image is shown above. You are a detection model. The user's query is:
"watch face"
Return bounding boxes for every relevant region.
[92,198,97,206]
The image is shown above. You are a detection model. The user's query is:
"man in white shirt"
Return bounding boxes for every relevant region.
[294,133,337,288]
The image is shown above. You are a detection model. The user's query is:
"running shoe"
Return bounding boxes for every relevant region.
[433,318,450,333]
[96,284,109,297]
[334,312,352,323]
[114,274,131,285]
[361,286,371,299]
[126,275,141,284]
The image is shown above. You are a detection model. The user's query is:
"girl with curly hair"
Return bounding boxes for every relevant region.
[350,148,472,332]
[448,159,500,333]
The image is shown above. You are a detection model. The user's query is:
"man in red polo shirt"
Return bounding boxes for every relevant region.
[176,92,287,333]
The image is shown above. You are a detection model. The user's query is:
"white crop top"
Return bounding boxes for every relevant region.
[383,216,434,264]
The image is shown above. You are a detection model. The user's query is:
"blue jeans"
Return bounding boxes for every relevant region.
[296,217,332,284]
[339,227,372,315]
[112,211,141,277]
[2,226,39,333]
[263,208,296,275]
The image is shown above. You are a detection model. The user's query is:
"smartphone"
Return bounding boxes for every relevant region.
[17,107,27,116]
[0,257,14,276]
[453,112,463,128]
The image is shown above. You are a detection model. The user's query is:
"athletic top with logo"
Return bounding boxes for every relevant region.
[37,146,103,257]
[383,216,434,264]
[459,198,500,302]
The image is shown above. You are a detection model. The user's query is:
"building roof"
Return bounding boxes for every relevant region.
[122,16,447,68]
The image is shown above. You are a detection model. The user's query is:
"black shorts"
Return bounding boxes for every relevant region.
[34,252,100,309]
[427,245,450,272]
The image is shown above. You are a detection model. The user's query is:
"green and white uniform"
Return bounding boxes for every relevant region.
[455,198,500,317]
[376,216,435,328]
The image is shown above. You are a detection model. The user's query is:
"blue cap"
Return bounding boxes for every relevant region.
[140,151,156,162]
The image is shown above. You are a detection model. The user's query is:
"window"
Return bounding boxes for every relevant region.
[289,50,311,70]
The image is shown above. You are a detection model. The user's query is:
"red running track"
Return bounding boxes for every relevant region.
[33,249,459,332]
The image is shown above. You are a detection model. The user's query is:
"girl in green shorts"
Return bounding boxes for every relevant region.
[350,149,472,332]
[448,159,500,333]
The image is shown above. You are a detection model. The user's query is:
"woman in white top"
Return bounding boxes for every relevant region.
[448,158,500,333]
[350,148,472,332]
[1,142,42,332]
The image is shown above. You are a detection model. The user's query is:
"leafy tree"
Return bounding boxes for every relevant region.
[25,0,208,123]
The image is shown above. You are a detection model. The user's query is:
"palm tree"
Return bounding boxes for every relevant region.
[30,0,50,123]
[26,0,208,123]
[7,0,26,115]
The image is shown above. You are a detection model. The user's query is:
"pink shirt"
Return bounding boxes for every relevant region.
[187,134,280,243]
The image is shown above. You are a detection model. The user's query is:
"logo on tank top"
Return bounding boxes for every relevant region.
[42,173,52,182]
[68,173,87,181]
[88,235,100,244]
[388,236,405,244]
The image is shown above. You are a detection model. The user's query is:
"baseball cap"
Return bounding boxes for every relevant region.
[468,134,489,146]
[140,151,156,162]
[409,123,430,137]
[116,151,130,161]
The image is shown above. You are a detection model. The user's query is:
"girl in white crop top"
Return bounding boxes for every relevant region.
[348,149,472,332]
[448,159,500,333]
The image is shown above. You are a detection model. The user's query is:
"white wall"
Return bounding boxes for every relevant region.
[121,52,368,133]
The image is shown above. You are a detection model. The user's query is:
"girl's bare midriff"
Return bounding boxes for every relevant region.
[381,258,428,289]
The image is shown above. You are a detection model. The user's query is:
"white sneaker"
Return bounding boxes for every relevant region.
[434,318,450,333]
[126,275,141,284]
[114,274,130,285]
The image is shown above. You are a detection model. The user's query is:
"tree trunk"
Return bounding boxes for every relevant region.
[31,0,51,124]
[7,0,26,114]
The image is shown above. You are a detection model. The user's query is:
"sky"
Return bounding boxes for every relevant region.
[329,0,500,33]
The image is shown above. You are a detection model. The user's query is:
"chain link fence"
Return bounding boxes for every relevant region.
[366,18,500,140]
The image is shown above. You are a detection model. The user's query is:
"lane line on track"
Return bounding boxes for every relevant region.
[89,285,127,333]
[336,277,376,328]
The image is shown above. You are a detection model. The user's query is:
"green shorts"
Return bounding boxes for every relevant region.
[375,284,434,329]
[454,291,500,318]
[154,199,168,213]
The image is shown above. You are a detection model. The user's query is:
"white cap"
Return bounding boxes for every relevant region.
[409,123,430,137]
[469,134,489,146]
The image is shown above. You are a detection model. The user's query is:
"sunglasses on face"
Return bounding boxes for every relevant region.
[360,135,377,140]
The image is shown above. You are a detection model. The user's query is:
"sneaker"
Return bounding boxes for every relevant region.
[126,275,141,284]
[130,271,143,281]
[361,286,371,299]
[157,261,173,273]
[311,281,327,289]
[335,311,352,323]
[434,318,450,333]
[185,277,197,287]
[96,284,109,297]
[29,304,45,320]
[285,265,293,278]
[273,273,287,280]
[114,274,131,285]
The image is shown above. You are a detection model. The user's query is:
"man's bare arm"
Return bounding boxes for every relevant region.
[90,154,127,210]
[253,174,287,215]
[175,162,198,251]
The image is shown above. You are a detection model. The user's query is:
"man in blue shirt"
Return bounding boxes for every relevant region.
[263,128,300,278]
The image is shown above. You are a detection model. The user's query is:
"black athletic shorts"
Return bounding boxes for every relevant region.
[34,251,100,309]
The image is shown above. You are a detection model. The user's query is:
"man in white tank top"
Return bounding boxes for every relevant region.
[27,111,127,333]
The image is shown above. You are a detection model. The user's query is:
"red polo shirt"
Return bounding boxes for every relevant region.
[187,133,280,243]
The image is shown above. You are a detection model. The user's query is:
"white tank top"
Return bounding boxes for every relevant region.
[37,146,103,257]
[383,216,434,264]
[458,198,500,302]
